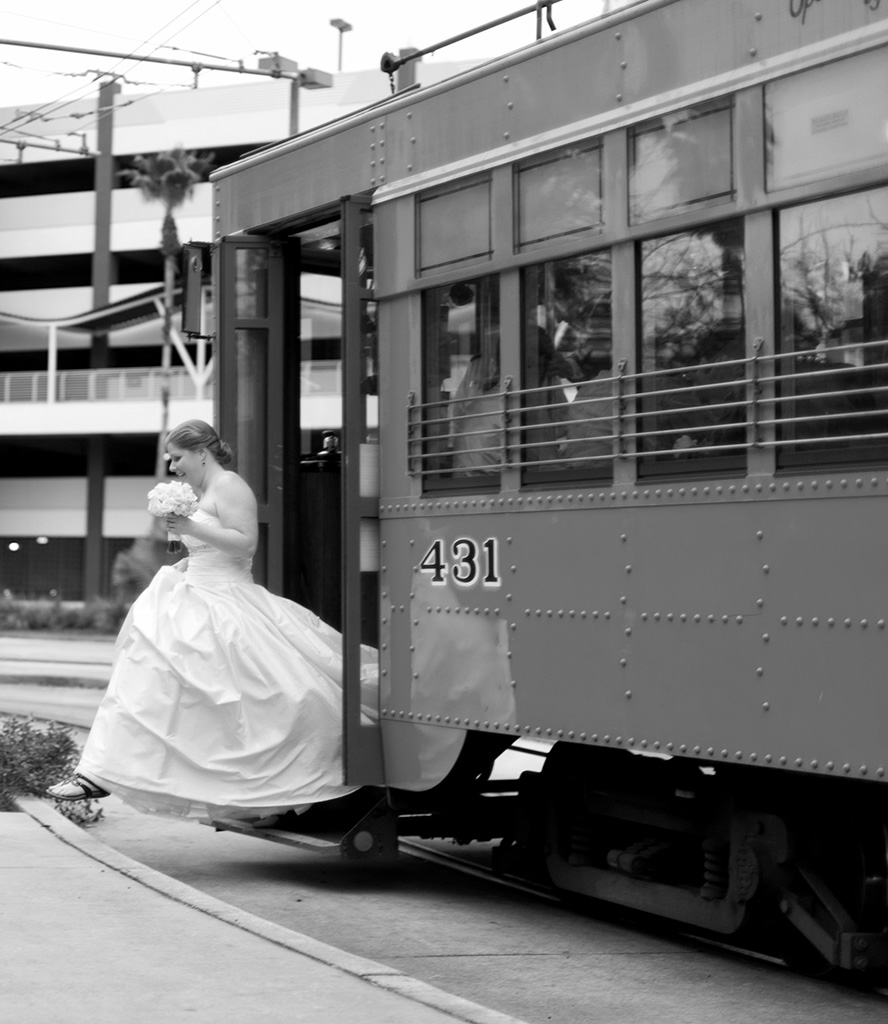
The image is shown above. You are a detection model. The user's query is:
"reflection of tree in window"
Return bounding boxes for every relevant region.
[630,102,733,223]
[778,188,888,457]
[639,221,746,461]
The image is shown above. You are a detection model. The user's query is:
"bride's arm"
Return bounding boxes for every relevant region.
[166,474,259,558]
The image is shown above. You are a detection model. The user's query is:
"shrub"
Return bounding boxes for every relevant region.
[0,595,129,634]
[0,715,103,823]
[0,715,77,810]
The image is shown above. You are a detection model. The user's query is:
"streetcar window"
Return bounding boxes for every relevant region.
[766,46,888,193]
[629,99,734,224]
[417,178,492,274]
[638,219,747,473]
[521,251,614,480]
[515,143,603,251]
[235,248,268,319]
[417,276,501,485]
[777,187,888,467]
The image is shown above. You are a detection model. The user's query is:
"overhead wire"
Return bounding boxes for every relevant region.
[0,0,229,145]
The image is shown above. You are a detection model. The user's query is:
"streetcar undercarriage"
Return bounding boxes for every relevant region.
[515,743,888,975]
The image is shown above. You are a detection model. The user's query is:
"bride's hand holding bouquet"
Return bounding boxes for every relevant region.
[147,480,200,553]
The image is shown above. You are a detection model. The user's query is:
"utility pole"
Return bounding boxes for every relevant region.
[330,19,352,72]
[84,77,119,600]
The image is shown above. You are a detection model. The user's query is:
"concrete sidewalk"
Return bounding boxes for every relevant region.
[3,798,526,1024]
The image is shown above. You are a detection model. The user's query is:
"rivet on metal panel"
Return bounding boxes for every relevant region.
[765,753,772,761]
[861,619,869,628]
[860,766,868,775]
[811,617,818,626]
[507,101,514,110]
[721,749,729,758]
[620,60,627,69]
[762,702,770,710]
[828,617,835,626]
[620,659,627,667]
[620,595,627,605]
[826,761,834,770]
[755,11,763,19]
[749,48,757,57]
[680,613,687,623]
[762,633,770,642]
[756,667,764,676]
[667,613,674,622]
[641,612,648,621]
[605,611,611,620]
[880,620,886,629]
[750,753,757,761]
[735,751,743,760]
[878,768,885,777]
[654,612,661,621]
[582,733,589,741]
[844,618,852,627]
[811,760,818,769]
[779,756,787,765]
[843,763,851,773]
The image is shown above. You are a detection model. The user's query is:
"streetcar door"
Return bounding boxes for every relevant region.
[340,195,382,783]
[216,237,286,593]
[217,203,382,786]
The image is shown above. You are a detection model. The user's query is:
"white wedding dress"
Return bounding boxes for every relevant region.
[78,510,376,820]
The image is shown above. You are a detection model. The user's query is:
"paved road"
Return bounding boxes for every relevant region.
[0,632,113,684]
[3,635,888,1023]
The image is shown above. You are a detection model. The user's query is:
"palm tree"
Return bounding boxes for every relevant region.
[120,148,214,478]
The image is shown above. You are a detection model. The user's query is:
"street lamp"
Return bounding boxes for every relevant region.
[330,18,352,71]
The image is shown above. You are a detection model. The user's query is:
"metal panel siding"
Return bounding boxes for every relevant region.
[214,123,376,236]
[379,489,888,781]
[214,0,888,237]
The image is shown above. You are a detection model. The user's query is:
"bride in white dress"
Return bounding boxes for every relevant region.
[47,419,373,821]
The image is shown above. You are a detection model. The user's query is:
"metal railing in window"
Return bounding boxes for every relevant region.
[407,342,888,482]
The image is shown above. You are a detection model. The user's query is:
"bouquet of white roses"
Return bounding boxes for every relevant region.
[147,480,199,553]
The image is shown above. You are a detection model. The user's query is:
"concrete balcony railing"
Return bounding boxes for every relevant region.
[0,367,208,403]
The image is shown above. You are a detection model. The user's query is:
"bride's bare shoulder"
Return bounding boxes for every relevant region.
[215,470,257,506]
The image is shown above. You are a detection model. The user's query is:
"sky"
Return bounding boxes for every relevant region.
[0,0,626,113]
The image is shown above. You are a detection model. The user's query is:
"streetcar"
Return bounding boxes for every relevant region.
[203,0,888,974]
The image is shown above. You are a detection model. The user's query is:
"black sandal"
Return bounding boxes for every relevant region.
[46,773,110,801]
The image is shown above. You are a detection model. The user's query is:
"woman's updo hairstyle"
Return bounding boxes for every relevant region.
[166,419,233,466]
